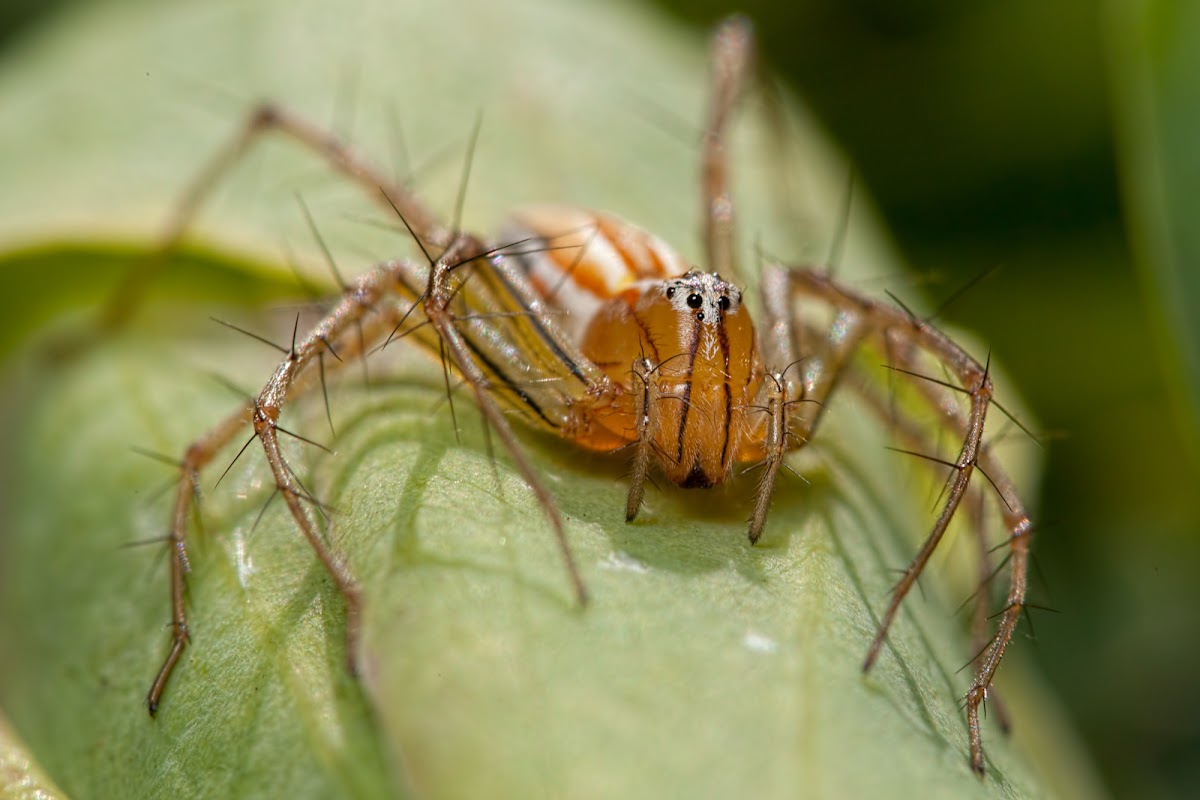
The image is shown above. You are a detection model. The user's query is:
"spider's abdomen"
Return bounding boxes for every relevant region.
[502,206,688,341]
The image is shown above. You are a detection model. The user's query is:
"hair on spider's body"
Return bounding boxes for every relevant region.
[128,16,1039,778]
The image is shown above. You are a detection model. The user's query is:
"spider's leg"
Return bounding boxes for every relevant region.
[866,327,1031,774]
[745,372,789,543]
[768,265,1033,775]
[743,265,869,542]
[817,332,1022,741]
[419,235,590,605]
[140,102,458,712]
[866,312,1032,773]
[962,488,1013,734]
[624,357,660,523]
[147,257,428,714]
[100,102,450,335]
[702,16,754,283]
[147,399,252,713]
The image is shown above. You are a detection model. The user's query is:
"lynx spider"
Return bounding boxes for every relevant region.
[133,17,1036,777]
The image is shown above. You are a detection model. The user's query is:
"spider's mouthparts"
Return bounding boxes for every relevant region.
[680,463,716,489]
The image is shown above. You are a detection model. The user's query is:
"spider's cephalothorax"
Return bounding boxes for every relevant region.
[599,269,760,489]
[137,16,1035,778]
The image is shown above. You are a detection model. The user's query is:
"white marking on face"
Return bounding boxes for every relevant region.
[661,270,741,327]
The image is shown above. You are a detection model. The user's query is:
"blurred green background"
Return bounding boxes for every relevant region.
[2,0,1198,798]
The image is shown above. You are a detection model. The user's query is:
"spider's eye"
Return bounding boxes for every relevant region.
[686,293,703,309]
[718,296,731,311]
[666,286,676,298]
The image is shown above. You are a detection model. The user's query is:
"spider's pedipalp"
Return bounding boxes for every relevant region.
[623,357,657,522]
[746,372,789,544]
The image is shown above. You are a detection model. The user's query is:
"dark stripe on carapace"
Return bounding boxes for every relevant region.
[717,316,732,469]
[631,310,662,365]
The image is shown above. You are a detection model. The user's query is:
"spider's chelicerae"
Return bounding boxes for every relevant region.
[137,18,1034,777]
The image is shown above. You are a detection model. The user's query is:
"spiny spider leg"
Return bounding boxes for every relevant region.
[702,15,754,284]
[819,328,1019,735]
[410,232,590,604]
[148,256,428,713]
[871,310,1033,771]
[774,268,1033,774]
[744,371,790,544]
[101,101,452,336]
[748,266,870,543]
[963,488,1013,734]
[137,100,446,711]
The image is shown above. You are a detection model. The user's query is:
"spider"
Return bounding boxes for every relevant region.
[132,17,1034,777]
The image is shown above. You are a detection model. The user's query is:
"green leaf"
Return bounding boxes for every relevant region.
[0,714,66,800]
[1109,0,1200,458]
[0,0,1099,798]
